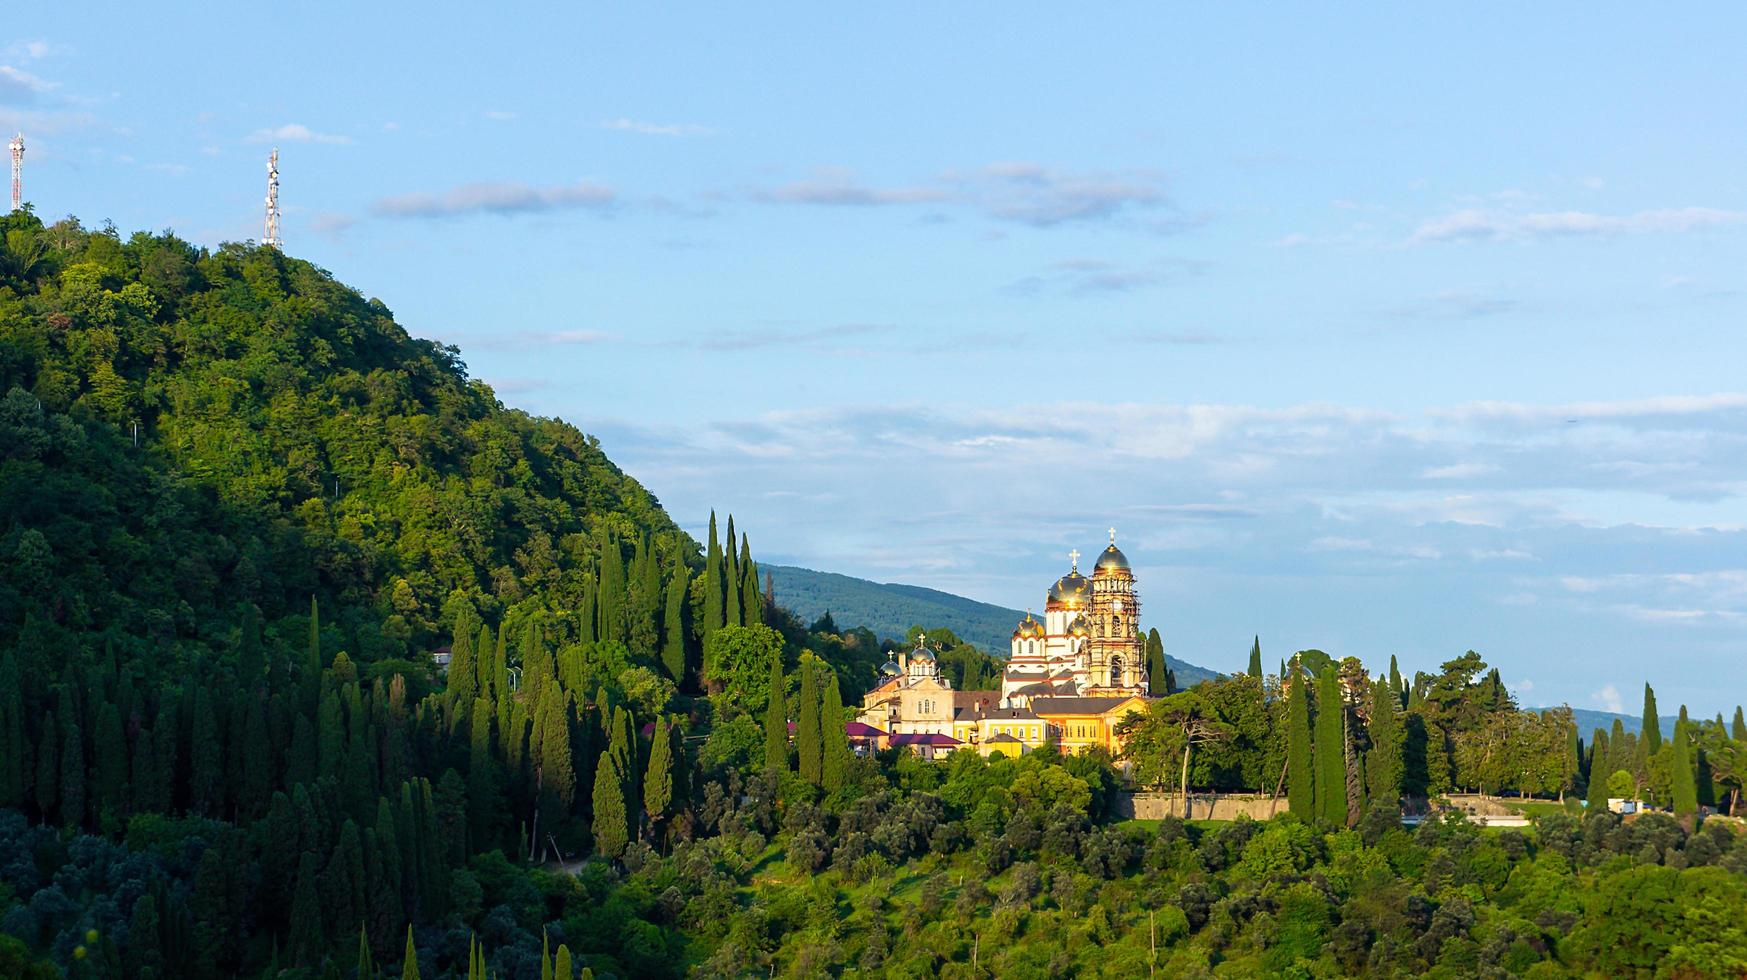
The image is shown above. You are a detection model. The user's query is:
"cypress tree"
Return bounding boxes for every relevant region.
[288,851,324,966]
[474,624,495,705]
[60,708,86,828]
[1365,677,1402,808]
[1642,683,1662,755]
[238,603,265,691]
[1671,717,1699,828]
[643,718,674,843]
[535,688,575,824]
[1389,656,1405,708]
[305,597,323,713]
[1285,667,1313,818]
[796,661,823,785]
[466,696,499,852]
[34,709,57,821]
[1145,629,1167,696]
[1734,706,1745,742]
[357,923,375,979]
[724,516,742,628]
[446,612,478,723]
[1587,728,1612,813]
[1247,636,1262,678]
[126,892,164,979]
[598,537,626,646]
[1314,667,1346,826]
[325,820,368,951]
[704,511,725,635]
[740,534,762,627]
[578,574,598,646]
[764,654,788,773]
[820,673,851,794]
[94,700,127,816]
[0,650,21,808]
[591,719,630,858]
[555,945,573,980]
[401,924,419,980]
[661,566,689,685]
[493,629,512,744]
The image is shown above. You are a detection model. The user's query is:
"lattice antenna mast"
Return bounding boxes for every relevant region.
[8,133,22,213]
[263,147,282,248]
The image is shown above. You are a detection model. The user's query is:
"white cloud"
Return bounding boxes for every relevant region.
[372,180,616,218]
[1410,206,1747,244]
[1423,462,1502,480]
[1592,684,1624,713]
[247,123,351,145]
[754,163,1176,228]
[0,64,55,102]
[601,118,711,137]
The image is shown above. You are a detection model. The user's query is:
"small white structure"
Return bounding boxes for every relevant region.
[1607,798,1639,815]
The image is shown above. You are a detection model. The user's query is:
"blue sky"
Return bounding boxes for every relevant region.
[10,6,1747,715]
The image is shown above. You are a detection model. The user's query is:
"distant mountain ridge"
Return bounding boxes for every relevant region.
[765,563,1221,686]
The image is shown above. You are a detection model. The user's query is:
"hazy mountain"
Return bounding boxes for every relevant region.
[765,563,1222,686]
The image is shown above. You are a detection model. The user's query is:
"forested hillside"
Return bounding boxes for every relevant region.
[2,211,1746,979]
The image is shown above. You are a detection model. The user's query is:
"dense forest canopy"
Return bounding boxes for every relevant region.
[1,213,1745,978]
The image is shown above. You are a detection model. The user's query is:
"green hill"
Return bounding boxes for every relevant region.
[766,563,1220,685]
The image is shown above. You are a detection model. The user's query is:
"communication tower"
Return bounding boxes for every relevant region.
[8,133,22,213]
[263,147,282,248]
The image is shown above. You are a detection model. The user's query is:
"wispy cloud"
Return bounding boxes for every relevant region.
[1009,257,1202,295]
[1385,290,1519,321]
[372,180,616,218]
[246,123,351,145]
[601,118,712,137]
[752,162,1177,229]
[686,323,895,352]
[1410,206,1747,244]
[449,328,617,350]
[0,64,55,103]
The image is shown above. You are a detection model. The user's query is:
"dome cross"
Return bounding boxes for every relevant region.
[1108,526,1117,544]
[1068,548,1080,570]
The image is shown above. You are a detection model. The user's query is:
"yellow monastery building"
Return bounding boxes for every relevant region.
[858,531,1153,758]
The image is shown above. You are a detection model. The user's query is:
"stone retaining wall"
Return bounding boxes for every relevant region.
[1118,792,1287,821]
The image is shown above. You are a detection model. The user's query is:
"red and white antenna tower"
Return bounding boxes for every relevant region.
[263,147,282,248]
[7,133,22,213]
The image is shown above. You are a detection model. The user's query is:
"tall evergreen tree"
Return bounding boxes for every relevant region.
[660,566,689,685]
[592,715,630,858]
[1389,655,1405,708]
[534,687,575,838]
[643,717,675,844]
[1365,676,1402,808]
[597,537,626,646]
[555,945,573,980]
[401,924,419,980]
[33,709,57,821]
[1145,629,1167,696]
[356,923,375,980]
[578,575,598,647]
[1734,705,1746,742]
[704,511,725,635]
[627,534,662,658]
[60,706,85,827]
[93,700,127,816]
[1671,716,1699,828]
[739,534,762,627]
[288,851,324,966]
[466,697,499,853]
[1587,728,1612,813]
[304,596,323,713]
[238,603,265,691]
[446,610,479,723]
[820,672,851,794]
[723,516,742,628]
[1247,636,1262,678]
[1314,667,1346,826]
[1642,683,1662,755]
[796,661,823,785]
[0,650,22,807]
[763,655,788,773]
[1286,665,1314,818]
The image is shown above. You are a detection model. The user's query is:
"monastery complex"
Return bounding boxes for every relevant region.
[857,531,1154,758]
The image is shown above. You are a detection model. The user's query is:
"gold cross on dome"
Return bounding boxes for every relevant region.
[1068,549,1080,570]
[1108,527,1117,544]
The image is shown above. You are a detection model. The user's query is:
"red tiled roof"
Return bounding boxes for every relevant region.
[845,722,887,737]
[889,733,962,746]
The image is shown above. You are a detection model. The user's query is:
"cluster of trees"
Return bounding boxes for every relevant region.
[1119,646,1745,832]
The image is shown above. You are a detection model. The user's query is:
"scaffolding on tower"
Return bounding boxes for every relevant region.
[263,147,281,248]
[8,133,22,213]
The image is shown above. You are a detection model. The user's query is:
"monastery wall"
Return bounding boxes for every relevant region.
[1118,792,1288,821]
